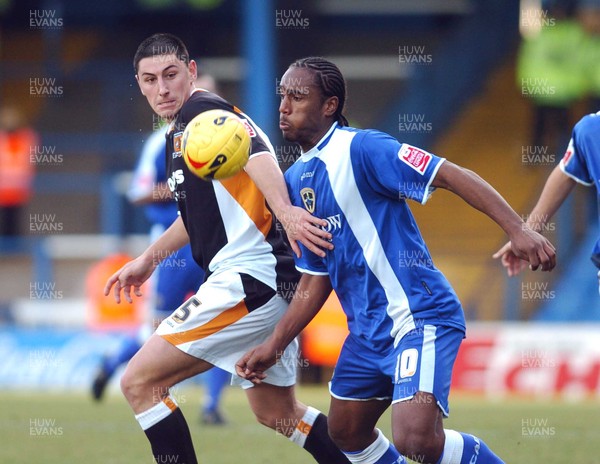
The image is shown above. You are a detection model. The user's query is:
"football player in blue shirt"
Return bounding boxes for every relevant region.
[494,111,600,289]
[237,57,556,464]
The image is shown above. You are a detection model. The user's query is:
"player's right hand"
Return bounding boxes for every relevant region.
[104,255,155,304]
[280,205,333,259]
[235,342,278,385]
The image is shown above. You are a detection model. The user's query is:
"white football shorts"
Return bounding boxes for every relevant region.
[155,269,298,388]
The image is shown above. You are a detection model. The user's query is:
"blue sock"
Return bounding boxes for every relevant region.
[203,367,230,412]
[103,336,141,376]
[438,430,504,464]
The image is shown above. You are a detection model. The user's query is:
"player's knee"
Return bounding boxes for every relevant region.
[247,391,301,433]
[119,368,138,403]
[393,431,443,463]
[119,366,153,408]
[252,407,306,436]
[328,420,355,450]
[252,408,275,429]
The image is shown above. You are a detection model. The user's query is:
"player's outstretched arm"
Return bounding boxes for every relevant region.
[492,165,576,276]
[432,161,556,272]
[245,153,333,258]
[104,216,191,303]
[236,273,333,384]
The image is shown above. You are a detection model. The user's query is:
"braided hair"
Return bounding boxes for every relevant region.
[290,57,349,127]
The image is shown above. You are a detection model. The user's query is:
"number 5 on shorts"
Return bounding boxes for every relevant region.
[172,296,201,324]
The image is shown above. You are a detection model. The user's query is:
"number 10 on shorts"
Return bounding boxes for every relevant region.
[397,348,418,380]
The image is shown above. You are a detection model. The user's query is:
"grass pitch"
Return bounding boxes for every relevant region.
[2,385,599,463]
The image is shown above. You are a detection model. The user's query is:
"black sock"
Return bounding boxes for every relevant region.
[304,413,350,464]
[144,407,198,464]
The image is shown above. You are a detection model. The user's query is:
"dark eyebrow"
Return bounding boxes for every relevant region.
[140,64,179,78]
[282,86,307,95]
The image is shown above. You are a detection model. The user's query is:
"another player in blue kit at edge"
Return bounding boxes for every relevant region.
[237,57,556,464]
[495,111,600,290]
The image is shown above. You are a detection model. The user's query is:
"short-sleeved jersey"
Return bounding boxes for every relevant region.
[285,123,465,350]
[559,111,600,265]
[128,126,178,229]
[166,89,299,289]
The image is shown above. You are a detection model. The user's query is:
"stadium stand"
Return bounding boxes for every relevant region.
[1,0,591,328]
[416,58,553,321]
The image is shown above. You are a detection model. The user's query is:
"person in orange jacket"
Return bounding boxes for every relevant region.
[0,106,38,237]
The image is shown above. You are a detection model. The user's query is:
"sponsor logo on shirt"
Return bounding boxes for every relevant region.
[168,169,185,201]
[300,171,314,181]
[322,214,342,233]
[239,118,256,137]
[398,144,432,174]
[301,187,315,213]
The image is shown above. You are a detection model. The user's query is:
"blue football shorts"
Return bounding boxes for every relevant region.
[329,324,465,417]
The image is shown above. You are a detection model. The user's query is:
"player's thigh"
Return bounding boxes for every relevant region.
[390,325,464,440]
[125,333,213,388]
[391,391,444,441]
[327,336,392,449]
[328,396,390,450]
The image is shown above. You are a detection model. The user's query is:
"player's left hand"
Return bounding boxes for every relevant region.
[235,342,279,385]
[507,226,556,272]
[279,205,334,258]
[492,241,529,277]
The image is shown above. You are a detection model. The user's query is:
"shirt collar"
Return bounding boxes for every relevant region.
[300,122,338,160]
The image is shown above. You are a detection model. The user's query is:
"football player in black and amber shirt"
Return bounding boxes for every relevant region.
[166,89,299,289]
[104,33,346,464]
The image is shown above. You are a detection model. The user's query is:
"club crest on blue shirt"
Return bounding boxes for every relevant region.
[300,187,315,213]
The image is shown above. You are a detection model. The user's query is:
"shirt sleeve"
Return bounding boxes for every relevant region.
[559,118,594,186]
[356,130,445,205]
[293,243,329,275]
[233,112,276,162]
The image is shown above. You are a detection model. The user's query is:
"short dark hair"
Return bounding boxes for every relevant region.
[290,57,349,127]
[133,33,190,74]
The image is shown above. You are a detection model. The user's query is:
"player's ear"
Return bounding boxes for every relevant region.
[188,60,198,83]
[135,74,145,95]
[323,96,339,118]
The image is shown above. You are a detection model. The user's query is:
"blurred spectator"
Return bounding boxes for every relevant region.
[0,106,38,237]
[517,1,587,158]
[578,0,600,111]
[195,63,219,94]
